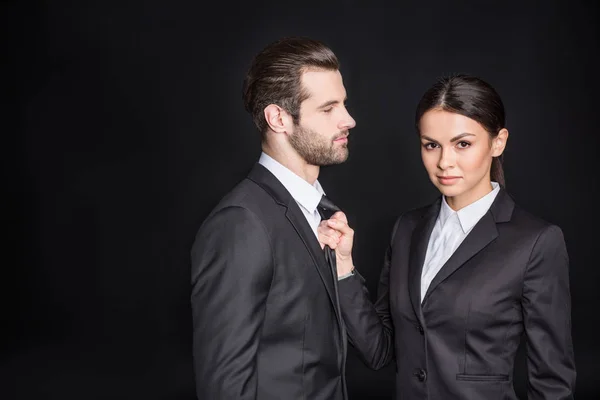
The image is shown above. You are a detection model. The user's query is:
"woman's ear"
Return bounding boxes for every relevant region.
[492,128,509,157]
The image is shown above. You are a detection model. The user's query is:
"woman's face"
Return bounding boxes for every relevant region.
[419,109,508,210]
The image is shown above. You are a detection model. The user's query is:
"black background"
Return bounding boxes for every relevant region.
[3,0,598,398]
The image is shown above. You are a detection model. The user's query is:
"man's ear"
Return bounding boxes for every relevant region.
[492,128,509,157]
[264,104,293,134]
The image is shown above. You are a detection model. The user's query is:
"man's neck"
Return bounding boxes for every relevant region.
[261,145,320,185]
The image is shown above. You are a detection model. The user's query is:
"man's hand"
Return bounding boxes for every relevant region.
[317,211,355,276]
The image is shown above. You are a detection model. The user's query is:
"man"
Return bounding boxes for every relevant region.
[191,37,356,399]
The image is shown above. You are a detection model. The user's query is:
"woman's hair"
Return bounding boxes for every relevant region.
[415,74,506,187]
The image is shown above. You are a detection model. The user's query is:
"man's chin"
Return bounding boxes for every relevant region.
[319,153,349,166]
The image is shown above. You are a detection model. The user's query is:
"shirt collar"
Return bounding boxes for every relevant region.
[439,181,500,233]
[258,152,324,213]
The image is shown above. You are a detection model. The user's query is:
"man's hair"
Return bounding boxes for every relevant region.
[242,37,339,139]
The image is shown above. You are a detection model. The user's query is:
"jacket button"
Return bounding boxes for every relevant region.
[413,368,427,382]
[417,325,424,334]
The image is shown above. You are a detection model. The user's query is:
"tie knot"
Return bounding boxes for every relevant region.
[318,195,341,219]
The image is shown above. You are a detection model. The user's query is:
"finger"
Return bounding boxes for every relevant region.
[330,211,348,223]
[326,219,354,236]
[317,228,341,243]
[325,228,342,239]
[318,224,343,238]
[318,232,339,248]
[318,232,340,245]
[317,224,335,234]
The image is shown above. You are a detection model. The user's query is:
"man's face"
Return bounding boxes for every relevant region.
[288,69,356,166]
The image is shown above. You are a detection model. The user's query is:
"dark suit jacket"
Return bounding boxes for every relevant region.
[338,189,575,399]
[190,163,347,400]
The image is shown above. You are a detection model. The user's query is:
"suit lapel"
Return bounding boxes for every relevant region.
[284,203,339,318]
[247,163,341,323]
[421,188,514,304]
[407,199,440,324]
[422,211,498,304]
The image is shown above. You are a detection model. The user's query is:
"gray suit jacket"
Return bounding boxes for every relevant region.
[338,189,575,399]
[191,163,347,400]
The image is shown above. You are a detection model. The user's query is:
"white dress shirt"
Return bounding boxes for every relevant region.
[420,182,500,302]
[258,152,325,238]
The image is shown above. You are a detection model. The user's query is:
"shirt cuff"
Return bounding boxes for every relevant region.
[337,270,354,280]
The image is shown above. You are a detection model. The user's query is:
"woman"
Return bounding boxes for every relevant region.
[318,74,576,399]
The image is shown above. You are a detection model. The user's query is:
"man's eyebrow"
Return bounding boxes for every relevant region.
[317,97,347,109]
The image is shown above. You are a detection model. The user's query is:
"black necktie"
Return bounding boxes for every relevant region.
[316,194,347,381]
[317,195,342,271]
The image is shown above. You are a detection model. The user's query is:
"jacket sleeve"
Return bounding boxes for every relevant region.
[522,224,576,399]
[337,216,402,370]
[190,206,273,400]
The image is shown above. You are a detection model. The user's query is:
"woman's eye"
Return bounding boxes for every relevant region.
[424,142,438,150]
[457,141,471,149]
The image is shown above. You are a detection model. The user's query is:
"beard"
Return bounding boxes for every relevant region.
[288,124,349,166]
